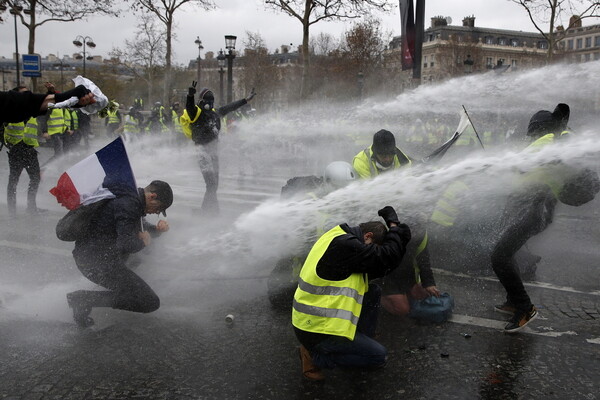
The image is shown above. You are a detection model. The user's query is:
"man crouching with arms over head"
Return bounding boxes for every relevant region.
[292,206,411,380]
[67,179,173,328]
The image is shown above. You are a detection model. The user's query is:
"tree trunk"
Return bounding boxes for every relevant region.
[164,17,172,106]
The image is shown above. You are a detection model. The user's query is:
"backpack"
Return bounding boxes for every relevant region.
[280,175,323,199]
[408,292,455,323]
[56,199,111,242]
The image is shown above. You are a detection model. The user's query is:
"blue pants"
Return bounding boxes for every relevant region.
[312,283,386,369]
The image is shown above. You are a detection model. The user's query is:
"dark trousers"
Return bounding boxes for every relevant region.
[491,187,557,312]
[196,140,220,214]
[7,143,40,214]
[74,255,160,313]
[311,283,387,369]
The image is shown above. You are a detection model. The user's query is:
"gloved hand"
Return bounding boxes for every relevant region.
[188,81,197,96]
[378,206,400,228]
[245,87,256,102]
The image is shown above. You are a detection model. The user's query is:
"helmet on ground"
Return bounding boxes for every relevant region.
[324,161,356,188]
[372,129,396,156]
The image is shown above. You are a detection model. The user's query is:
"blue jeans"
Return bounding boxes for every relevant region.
[312,283,386,369]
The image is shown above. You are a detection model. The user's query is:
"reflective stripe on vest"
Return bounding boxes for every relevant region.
[124,116,139,133]
[292,225,367,340]
[47,109,65,135]
[431,180,470,227]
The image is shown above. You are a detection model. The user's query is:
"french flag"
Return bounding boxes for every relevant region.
[50,137,136,210]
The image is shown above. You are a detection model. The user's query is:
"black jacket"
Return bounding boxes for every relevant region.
[185,95,247,145]
[316,223,411,281]
[73,180,156,263]
[0,91,47,124]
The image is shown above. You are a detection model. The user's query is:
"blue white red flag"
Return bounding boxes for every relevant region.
[50,137,136,210]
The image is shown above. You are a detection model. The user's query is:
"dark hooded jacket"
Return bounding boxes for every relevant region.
[185,94,247,145]
[73,179,155,263]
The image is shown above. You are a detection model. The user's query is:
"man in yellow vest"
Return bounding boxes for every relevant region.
[3,86,44,216]
[293,206,411,380]
[352,129,412,179]
[492,103,599,333]
[105,103,122,138]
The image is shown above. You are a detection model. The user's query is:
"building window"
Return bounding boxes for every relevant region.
[511,59,517,67]
[594,52,600,60]
[585,37,592,48]
[486,57,493,67]
[485,36,494,44]
[538,41,548,49]
[430,54,435,67]
[498,37,507,45]
[584,53,591,61]
[595,36,600,47]
[510,38,519,47]
[576,38,583,49]
[567,40,574,50]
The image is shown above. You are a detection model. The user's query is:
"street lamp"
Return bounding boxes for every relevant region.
[73,35,96,76]
[217,50,226,107]
[194,36,203,84]
[6,3,24,87]
[224,35,237,104]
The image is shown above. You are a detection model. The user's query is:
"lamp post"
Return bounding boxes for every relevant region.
[194,36,203,84]
[6,3,23,87]
[73,35,96,76]
[217,50,226,107]
[224,35,237,104]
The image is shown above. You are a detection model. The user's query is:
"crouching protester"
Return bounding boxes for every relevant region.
[292,206,411,380]
[66,179,173,328]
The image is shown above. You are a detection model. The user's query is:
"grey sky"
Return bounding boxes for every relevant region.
[0,0,595,65]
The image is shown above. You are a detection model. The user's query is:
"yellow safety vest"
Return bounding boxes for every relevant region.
[70,110,79,130]
[180,107,201,139]
[292,225,368,340]
[124,115,140,134]
[4,117,39,147]
[172,110,182,133]
[107,110,120,125]
[521,131,572,197]
[430,180,470,227]
[47,108,65,135]
[352,145,412,179]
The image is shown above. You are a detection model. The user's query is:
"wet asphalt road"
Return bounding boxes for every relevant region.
[1,140,599,400]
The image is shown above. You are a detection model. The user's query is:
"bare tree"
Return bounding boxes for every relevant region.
[310,32,338,56]
[264,0,393,99]
[109,13,166,103]
[240,31,278,110]
[510,0,600,60]
[129,0,214,104]
[1,0,120,88]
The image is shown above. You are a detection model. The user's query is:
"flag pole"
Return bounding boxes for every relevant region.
[462,105,485,150]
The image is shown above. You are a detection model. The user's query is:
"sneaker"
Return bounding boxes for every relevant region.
[494,302,517,315]
[504,306,538,333]
[299,345,324,381]
[66,291,95,328]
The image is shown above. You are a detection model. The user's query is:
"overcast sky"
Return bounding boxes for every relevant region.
[0,0,597,65]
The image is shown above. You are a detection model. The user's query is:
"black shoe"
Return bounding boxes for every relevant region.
[504,305,538,333]
[67,291,95,328]
[494,302,517,315]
